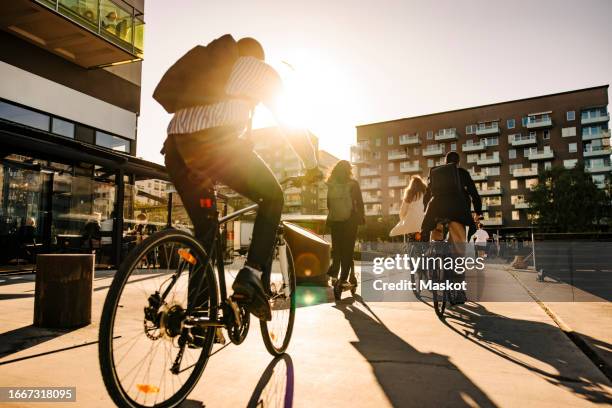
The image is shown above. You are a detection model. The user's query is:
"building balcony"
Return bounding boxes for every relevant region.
[469,171,487,181]
[475,123,500,136]
[399,134,420,145]
[462,141,487,152]
[363,195,382,203]
[582,130,610,141]
[581,113,610,125]
[388,177,408,187]
[477,154,501,166]
[527,149,554,161]
[389,205,401,215]
[526,116,553,129]
[513,167,539,178]
[435,129,458,141]
[285,199,302,206]
[586,164,612,173]
[1,0,144,68]
[360,167,380,177]
[361,180,381,190]
[510,134,537,146]
[400,161,421,173]
[513,202,530,209]
[478,187,502,196]
[422,145,445,156]
[388,150,407,160]
[583,145,612,157]
[365,208,382,216]
[481,217,503,226]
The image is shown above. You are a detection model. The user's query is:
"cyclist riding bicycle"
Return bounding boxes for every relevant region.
[162,37,321,322]
[421,152,482,303]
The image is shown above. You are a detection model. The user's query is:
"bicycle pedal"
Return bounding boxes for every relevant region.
[215,328,226,345]
[227,296,242,327]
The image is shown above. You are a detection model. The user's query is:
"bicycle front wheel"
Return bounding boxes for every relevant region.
[260,243,296,356]
[99,229,218,408]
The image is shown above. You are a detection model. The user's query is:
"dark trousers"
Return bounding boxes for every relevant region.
[327,220,358,282]
[163,127,284,273]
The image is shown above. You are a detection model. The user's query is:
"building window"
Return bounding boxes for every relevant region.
[529,131,536,138]
[375,138,381,147]
[522,116,528,127]
[413,147,420,154]
[509,149,516,159]
[427,159,434,167]
[426,131,433,140]
[0,100,50,131]
[466,124,477,134]
[388,162,395,171]
[512,211,520,221]
[75,124,95,144]
[373,151,381,160]
[450,143,457,151]
[544,161,552,170]
[564,159,577,169]
[543,130,550,140]
[388,136,394,145]
[562,127,576,137]
[569,143,577,153]
[525,178,538,189]
[507,119,515,129]
[487,167,500,176]
[51,118,75,138]
[484,136,498,146]
[96,131,130,152]
[510,179,518,190]
[566,111,575,121]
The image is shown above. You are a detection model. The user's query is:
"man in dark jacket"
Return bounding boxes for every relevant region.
[422,152,482,251]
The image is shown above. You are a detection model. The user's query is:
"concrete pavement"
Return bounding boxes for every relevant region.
[0,263,611,407]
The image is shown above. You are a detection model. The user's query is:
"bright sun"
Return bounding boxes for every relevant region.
[252,53,358,159]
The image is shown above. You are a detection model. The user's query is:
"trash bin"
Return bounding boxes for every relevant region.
[282,222,330,286]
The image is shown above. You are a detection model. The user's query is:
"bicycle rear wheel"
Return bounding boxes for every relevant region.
[431,264,447,317]
[260,242,296,356]
[99,229,218,408]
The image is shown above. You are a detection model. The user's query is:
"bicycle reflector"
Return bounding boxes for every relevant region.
[200,198,213,208]
[136,384,160,394]
[178,248,196,265]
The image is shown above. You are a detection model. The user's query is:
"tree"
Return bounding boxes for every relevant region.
[526,163,611,232]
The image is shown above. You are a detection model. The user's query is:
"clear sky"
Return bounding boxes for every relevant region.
[137,0,612,164]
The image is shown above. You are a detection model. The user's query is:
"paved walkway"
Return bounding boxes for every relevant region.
[0,264,611,407]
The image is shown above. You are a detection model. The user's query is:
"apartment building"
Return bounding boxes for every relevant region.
[0,0,170,268]
[352,86,611,234]
[221,127,340,215]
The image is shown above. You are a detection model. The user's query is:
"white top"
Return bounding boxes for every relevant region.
[473,229,490,243]
[389,199,425,236]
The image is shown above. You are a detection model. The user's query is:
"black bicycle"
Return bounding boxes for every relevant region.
[425,220,465,317]
[98,177,305,408]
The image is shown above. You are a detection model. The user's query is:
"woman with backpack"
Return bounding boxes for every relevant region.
[325,160,365,288]
[389,175,427,239]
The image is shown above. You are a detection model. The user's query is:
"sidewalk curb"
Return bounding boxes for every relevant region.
[507,267,612,381]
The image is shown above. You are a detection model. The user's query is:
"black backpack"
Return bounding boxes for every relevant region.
[428,163,462,197]
[153,34,240,113]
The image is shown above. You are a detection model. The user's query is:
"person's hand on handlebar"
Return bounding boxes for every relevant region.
[303,167,324,185]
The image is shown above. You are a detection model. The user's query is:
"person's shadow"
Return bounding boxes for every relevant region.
[333,297,496,407]
[444,302,612,404]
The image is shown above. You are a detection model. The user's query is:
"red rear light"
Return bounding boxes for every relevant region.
[200,198,213,208]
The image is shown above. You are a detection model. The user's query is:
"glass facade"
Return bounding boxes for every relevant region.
[0,100,49,131]
[96,131,130,152]
[37,0,145,57]
[0,156,173,271]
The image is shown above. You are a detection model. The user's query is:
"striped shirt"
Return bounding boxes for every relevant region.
[167,56,280,135]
